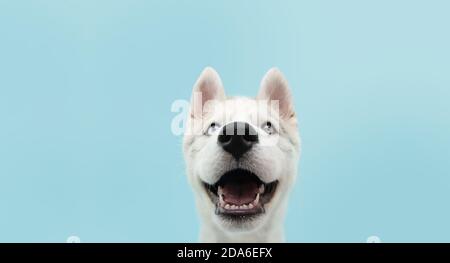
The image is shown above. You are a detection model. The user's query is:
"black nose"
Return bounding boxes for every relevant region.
[218,122,258,160]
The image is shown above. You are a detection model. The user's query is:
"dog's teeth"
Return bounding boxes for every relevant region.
[259,185,265,194]
[241,204,248,209]
[253,193,260,205]
[231,205,237,209]
[248,203,254,209]
[219,194,225,205]
[225,204,231,209]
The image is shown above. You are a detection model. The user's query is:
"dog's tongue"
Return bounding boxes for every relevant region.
[220,180,259,205]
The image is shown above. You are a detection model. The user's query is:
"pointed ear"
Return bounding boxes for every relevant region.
[257,68,295,119]
[190,67,226,118]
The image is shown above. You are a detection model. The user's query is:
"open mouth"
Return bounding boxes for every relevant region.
[203,169,278,219]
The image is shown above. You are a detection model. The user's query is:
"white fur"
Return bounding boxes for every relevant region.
[183,67,301,242]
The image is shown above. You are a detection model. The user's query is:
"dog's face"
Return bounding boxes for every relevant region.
[183,68,300,233]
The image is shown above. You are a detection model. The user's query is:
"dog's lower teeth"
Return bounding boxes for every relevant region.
[220,195,260,210]
[217,187,265,211]
[253,193,260,205]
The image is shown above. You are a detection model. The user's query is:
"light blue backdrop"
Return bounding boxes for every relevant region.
[0,0,449,242]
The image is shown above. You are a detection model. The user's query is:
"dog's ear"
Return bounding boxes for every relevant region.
[191,67,226,118]
[257,68,295,119]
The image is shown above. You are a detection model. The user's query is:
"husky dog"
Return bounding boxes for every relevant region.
[183,67,300,242]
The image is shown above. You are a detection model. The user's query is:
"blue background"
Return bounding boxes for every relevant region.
[0,0,449,242]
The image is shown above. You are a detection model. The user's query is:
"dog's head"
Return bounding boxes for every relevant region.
[183,67,300,233]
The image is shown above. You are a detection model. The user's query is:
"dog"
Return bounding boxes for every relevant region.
[183,67,300,242]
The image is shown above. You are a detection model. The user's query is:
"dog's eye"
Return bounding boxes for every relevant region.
[262,121,274,135]
[205,122,221,136]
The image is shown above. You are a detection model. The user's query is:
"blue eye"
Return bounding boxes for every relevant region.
[262,121,274,135]
[206,122,221,136]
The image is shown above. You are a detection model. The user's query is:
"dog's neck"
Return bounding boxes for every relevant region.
[198,201,288,243]
[200,222,285,243]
